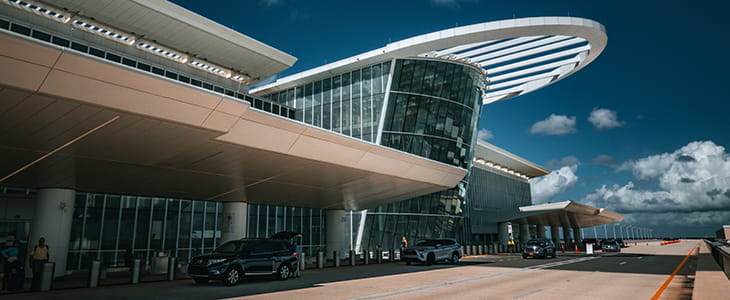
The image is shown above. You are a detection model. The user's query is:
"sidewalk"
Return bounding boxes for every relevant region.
[692,242,730,299]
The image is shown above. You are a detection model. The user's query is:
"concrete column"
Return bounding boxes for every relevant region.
[572,227,583,247]
[498,222,510,246]
[550,226,561,245]
[220,202,247,243]
[29,188,75,277]
[562,227,572,247]
[326,210,347,260]
[519,224,531,244]
[536,225,546,238]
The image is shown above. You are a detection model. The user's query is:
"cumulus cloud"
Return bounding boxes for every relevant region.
[530,165,579,204]
[588,154,617,166]
[477,128,494,141]
[530,114,577,135]
[588,108,625,131]
[582,141,730,221]
[546,156,580,169]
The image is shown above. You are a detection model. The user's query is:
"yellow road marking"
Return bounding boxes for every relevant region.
[649,243,697,300]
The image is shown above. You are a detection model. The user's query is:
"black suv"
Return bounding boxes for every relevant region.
[188,239,299,286]
[522,238,556,259]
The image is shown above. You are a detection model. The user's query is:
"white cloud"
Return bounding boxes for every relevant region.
[530,165,579,204]
[582,141,730,219]
[530,114,577,135]
[587,154,617,166]
[477,128,494,140]
[588,108,624,130]
[545,156,580,169]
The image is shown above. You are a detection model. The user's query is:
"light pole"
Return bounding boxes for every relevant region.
[604,224,608,239]
[612,224,618,239]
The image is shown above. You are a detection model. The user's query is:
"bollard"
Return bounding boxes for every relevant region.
[89,260,101,288]
[40,262,55,291]
[376,249,383,264]
[389,249,395,262]
[300,252,306,271]
[131,259,141,284]
[364,251,370,264]
[167,257,176,281]
[479,245,484,255]
[460,246,465,256]
[317,251,324,269]
[349,250,356,266]
[333,250,340,267]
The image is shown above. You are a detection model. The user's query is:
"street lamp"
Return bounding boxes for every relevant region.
[612,224,618,239]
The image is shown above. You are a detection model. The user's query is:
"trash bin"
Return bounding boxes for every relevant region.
[150,251,169,275]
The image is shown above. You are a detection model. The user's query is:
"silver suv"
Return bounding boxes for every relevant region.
[401,238,462,265]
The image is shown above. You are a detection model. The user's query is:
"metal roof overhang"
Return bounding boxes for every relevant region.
[38,0,297,81]
[502,201,624,228]
[473,140,550,179]
[0,31,465,210]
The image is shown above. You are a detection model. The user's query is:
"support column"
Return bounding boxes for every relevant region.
[497,222,510,246]
[220,202,247,243]
[550,226,561,245]
[29,188,75,277]
[536,225,546,238]
[519,224,531,244]
[326,210,347,260]
[562,227,572,247]
[572,227,583,247]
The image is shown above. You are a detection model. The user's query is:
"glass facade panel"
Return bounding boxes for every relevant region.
[381,58,485,169]
[65,194,222,270]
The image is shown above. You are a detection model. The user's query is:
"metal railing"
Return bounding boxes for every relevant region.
[705,239,730,280]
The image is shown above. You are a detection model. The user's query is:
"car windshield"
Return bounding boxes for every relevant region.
[214,241,248,253]
[415,240,438,246]
[526,240,546,246]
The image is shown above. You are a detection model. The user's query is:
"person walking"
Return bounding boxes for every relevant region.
[29,237,50,291]
[2,240,21,291]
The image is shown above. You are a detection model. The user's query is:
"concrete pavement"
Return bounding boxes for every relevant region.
[2,239,722,300]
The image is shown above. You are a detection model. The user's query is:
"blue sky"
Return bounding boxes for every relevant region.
[172,0,730,237]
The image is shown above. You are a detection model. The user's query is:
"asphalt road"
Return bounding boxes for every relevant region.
[3,240,700,300]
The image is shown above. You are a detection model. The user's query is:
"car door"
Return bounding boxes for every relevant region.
[246,242,273,274]
[436,240,450,260]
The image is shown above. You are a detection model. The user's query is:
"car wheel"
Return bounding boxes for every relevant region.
[276,263,291,280]
[522,254,528,259]
[193,277,208,284]
[223,266,241,286]
[451,253,460,264]
[551,250,557,258]
[426,253,435,266]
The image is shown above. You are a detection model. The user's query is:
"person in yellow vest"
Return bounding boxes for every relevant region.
[29,237,50,291]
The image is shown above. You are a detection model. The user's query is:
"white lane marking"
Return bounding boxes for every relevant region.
[637,257,643,260]
[346,256,600,300]
[619,261,627,265]
[515,289,544,299]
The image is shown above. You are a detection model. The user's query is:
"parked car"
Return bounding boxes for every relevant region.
[401,238,462,265]
[188,238,299,286]
[616,239,626,248]
[601,240,621,252]
[522,238,557,259]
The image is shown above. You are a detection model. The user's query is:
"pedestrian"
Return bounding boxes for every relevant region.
[29,237,50,291]
[400,236,408,251]
[2,240,21,291]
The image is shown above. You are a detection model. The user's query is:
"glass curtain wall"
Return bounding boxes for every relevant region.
[265,61,392,142]
[246,204,326,256]
[380,58,484,169]
[67,193,221,270]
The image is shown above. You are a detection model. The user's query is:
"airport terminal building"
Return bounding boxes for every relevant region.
[0,0,621,276]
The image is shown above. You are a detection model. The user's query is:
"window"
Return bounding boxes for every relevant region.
[137,62,151,72]
[151,66,165,76]
[122,57,136,67]
[0,19,9,30]
[165,70,178,80]
[31,30,51,42]
[105,52,121,63]
[10,23,31,36]
[89,47,105,58]
[51,36,70,47]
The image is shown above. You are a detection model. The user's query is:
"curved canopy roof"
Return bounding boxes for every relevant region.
[39,0,297,81]
[251,16,607,104]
